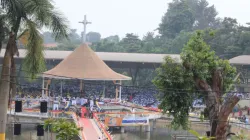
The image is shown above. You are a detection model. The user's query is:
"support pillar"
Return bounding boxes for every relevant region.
[42,77,44,97]
[153,119,156,129]
[119,81,122,102]
[114,80,118,100]
[145,125,150,132]
[103,81,106,98]
[60,80,63,97]
[121,127,125,133]
[146,131,150,140]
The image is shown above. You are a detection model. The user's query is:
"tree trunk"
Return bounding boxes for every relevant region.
[216,96,239,140]
[195,69,240,140]
[0,32,15,140]
[204,91,219,137]
[129,67,139,86]
[195,78,219,137]
[8,57,17,108]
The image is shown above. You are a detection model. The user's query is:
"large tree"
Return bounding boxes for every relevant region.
[120,33,142,53]
[154,31,240,140]
[188,0,219,30]
[159,0,195,38]
[0,0,68,139]
[159,0,219,38]
[86,32,101,43]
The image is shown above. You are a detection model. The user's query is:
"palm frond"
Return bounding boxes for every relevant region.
[47,10,69,40]
[21,0,53,27]
[1,0,27,36]
[0,13,9,51]
[17,29,29,46]
[1,0,11,8]
[1,0,26,19]
[21,0,69,40]
[23,20,46,79]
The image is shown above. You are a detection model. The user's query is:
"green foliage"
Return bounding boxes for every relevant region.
[181,31,236,93]
[153,57,194,129]
[40,0,250,62]
[199,112,204,122]
[159,0,195,38]
[86,32,101,43]
[189,130,215,140]
[23,21,46,79]
[44,118,54,131]
[34,0,250,89]
[169,31,193,53]
[44,118,80,140]
[0,11,8,49]
[231,130,249,140]
[153,31,237,130]
[120,33,142,53]
[1,0,69,79]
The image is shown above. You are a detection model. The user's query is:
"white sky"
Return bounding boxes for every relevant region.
[53,0,250,38]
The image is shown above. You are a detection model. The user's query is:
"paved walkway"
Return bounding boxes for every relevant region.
[79,118,100,140]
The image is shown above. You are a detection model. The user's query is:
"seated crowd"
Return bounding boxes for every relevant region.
[17,82,160,107]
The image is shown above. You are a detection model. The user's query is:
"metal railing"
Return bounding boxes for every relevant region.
[71,113,86,140]
[93,113,113,140]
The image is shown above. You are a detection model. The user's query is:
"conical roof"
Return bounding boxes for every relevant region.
[43,44,131,80]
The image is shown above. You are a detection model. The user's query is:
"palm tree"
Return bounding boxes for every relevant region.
[0,0,69,139]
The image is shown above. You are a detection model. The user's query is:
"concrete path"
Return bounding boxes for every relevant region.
[79,118,100,140]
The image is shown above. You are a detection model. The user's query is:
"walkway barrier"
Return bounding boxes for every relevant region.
[71,112,86,140]
[93,113,113,140]
[99,101,162,112]
[96,101,102,111]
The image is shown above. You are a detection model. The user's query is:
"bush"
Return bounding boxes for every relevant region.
[44,118,80,140]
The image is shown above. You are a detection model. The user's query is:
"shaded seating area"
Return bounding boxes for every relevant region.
[42,43,131,100]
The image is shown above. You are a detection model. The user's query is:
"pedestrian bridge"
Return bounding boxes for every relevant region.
[97,102,162,120]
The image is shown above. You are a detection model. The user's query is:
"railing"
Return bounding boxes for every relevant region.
[171,135,197,140]
[71,113,86,140]
[100,101,161,112]
[93,113,113,140]
[95,111,161,115]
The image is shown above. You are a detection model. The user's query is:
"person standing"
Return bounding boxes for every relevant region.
[130,95,133,102]
[72,97,76,105]
[239,109,243,117]
[80,97,84,106]
[26,95,31,107]
[53,97,59,110]
[90,99,94,108]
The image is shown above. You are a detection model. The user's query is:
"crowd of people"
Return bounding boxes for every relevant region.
[18,82,160,107]
[18,82,250,110]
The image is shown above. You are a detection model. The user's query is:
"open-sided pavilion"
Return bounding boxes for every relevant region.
[41,44,131,100]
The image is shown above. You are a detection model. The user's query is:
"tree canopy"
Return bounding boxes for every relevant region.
[43,0,250,61]
[31,0,250,87]
[0,0,69,139]
[153,31,240,139]
[44,118,80,140]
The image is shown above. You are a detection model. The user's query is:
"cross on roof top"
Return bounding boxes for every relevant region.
[79,15,92,43]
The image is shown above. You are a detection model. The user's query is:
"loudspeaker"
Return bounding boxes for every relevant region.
[206,131,211,137]
[15,101,22,112]
[14,124,21,135]
[37,125,44,136]
[40,101,47,113]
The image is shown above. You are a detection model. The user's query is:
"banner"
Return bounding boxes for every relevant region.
[121,117,149,126]
[105,117,123,126]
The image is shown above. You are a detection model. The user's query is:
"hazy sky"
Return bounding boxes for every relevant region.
[53,0,250,38]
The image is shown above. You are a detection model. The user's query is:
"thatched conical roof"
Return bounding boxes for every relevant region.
[43,44,131,81]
